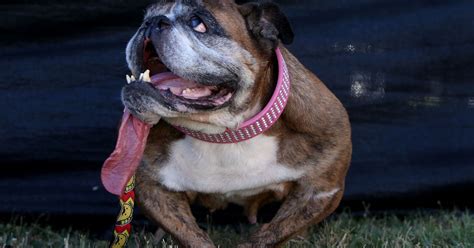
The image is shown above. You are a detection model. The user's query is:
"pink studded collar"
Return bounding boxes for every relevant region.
[174,47,291,144]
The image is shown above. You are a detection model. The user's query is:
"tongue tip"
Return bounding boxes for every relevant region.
[101,156,141,196]
[100,110,152,197]
[101,162,129,196]
[102,184,125,196]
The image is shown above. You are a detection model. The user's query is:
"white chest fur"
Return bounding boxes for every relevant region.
[159,135,304,195]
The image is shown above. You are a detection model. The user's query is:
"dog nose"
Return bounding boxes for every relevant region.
[145,15,172,38]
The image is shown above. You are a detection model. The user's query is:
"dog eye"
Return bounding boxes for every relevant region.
[190,16,207,33]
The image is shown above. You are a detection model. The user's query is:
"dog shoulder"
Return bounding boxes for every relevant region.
[281,47,351,142]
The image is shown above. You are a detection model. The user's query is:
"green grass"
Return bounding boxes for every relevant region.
[1,210,473,248]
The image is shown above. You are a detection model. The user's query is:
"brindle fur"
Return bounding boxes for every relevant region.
[128,1,351,247]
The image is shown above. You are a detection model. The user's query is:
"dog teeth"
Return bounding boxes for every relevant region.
[183,88,196,94]
[126,75,132,84]
[143,70,151,83]
[130,75,136,82]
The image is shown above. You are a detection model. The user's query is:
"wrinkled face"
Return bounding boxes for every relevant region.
[125,0,259,116]
[122,0,292,128]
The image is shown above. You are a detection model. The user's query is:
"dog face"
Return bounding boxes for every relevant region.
[123,0,293,129]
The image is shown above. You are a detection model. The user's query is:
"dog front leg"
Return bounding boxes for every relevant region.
[136,175,215,248]
[240,179,344,247]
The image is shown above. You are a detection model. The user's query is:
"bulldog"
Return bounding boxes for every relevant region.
[106,0,351,247]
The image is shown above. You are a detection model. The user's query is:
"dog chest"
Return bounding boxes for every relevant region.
[158,135,304,195]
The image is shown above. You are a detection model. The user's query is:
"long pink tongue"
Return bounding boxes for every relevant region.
[151,72,197,88]
[101,110,151,196]
[101,72,192,195]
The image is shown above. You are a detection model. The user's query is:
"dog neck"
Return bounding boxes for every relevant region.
[172,47,291,144]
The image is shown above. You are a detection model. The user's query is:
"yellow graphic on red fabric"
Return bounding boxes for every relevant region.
[117,197,134,225]
[111,229,130,248]
[110,176,135,248]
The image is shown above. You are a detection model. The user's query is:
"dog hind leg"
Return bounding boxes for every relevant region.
[238,177,345,247]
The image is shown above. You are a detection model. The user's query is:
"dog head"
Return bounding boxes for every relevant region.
[123,0,293,132]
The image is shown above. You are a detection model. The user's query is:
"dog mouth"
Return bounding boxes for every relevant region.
[142,39,235,109]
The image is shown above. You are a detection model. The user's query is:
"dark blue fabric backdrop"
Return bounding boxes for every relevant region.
[0,0,473,220]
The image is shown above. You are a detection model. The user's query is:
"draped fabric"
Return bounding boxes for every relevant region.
[0,0,473,216]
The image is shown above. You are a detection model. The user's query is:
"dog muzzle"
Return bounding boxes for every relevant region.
[175,47,291,143]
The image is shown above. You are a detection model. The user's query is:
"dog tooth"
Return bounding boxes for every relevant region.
[126,75,131,84]
[139,73,144,81]
[131,75,136,82]
[143,70,151,82]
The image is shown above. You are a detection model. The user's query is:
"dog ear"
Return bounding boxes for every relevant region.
[239,1,294,49]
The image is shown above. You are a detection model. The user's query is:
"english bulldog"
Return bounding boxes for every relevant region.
[104,0,352,247]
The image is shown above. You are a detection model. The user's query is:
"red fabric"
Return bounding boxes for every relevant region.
[121,190,135,201]
[115,224,132,233]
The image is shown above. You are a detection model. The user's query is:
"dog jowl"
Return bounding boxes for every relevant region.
[121,0,352,247]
